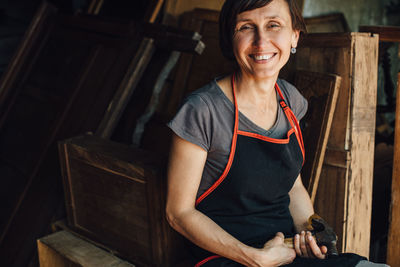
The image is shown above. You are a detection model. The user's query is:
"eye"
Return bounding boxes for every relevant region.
[237,24,256,32]
[267,22,281,30]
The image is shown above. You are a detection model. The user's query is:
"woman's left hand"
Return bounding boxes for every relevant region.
[294,231,327,259]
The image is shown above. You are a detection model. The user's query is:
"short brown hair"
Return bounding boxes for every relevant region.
[219,0,306,60]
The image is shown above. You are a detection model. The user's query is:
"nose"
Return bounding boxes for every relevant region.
[253,28,269,48]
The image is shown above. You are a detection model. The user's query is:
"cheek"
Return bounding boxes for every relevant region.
[233,35,252,56]
[275,34,293,53]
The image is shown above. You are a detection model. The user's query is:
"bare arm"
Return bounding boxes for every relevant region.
[166,134,296,267]
[289,175,314,232]
[289,175,327,259]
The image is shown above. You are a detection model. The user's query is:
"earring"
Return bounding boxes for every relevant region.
[291,47,297,54]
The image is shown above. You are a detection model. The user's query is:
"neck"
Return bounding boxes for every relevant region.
[234,71,278,109]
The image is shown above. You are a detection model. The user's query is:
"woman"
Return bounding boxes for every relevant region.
[166,0,387,266]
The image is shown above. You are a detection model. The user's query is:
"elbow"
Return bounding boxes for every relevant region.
[165,205,181,231]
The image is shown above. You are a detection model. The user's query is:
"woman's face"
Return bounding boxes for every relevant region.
[232,0,299,80]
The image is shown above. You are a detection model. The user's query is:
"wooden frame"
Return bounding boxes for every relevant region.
[304,13,350,33]
[294,70,341,203]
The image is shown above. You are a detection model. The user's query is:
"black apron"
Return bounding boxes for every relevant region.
[191,75,366,267]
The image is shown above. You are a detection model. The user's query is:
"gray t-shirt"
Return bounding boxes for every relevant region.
[168,77,308,198]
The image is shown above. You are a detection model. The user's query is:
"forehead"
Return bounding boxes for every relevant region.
[236,0,291,22]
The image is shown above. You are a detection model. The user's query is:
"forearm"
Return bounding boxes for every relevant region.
[289,176,314,232]
[167,208,265,267]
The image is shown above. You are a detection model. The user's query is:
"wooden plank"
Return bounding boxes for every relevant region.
[294,70,341,203]
[37,231,135,267]
[95,38,155,139]
[345,33,378,255]
[145,0,165,23]
[359,25,400,43]
[387,72,400,266]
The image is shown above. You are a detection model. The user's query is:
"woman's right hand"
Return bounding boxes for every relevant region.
[256,232,296,267]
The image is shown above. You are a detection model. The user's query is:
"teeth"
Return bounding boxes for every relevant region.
[254,54,274,60]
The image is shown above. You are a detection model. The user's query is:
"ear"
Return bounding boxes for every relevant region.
[291,29,300,48]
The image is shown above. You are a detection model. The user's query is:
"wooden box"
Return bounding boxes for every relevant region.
[58,135,187,266]
[38,231,134,267]
[283,32,379,257]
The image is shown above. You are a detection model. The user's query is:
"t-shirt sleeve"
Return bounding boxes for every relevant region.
[167,94,212,151]
[280,80,308,121]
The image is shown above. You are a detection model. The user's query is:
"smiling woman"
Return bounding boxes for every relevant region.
[165,0,388,266]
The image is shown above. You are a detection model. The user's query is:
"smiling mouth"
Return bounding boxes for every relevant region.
[250,53,276,62]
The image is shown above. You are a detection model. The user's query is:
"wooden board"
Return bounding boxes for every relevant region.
[294,70,341,202]
[37,231,134,267]
[282,32,379,256]
[359,25,400,43]
[304,13,350,33]
[387,72,400,266]
[59,135,188,267]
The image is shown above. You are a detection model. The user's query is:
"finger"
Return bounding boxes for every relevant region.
[320,245,328,255]
[300,231,309,257]
[306,233,325,259]
[294,234,302,256]
[275,232,284,239]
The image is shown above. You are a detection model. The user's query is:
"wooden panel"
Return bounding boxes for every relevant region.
[37,231,134,267]
[294,71,341,202]
[283,32,379,257]
[59,135,187,266]
[387,73,400,266]
[314,159,349,252]
[345,33,378,256]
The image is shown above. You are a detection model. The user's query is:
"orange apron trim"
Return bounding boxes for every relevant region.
[194,255,222,267]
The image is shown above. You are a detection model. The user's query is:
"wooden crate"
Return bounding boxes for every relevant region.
[283,32,379,257]
[58,135,187,267]
[38,230,135,267]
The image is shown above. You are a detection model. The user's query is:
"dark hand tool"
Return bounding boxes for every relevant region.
[284,214,338,256]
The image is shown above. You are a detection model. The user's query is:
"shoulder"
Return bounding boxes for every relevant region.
[167,79,228,151]
[186,79,226,107]
[277,78,308,120]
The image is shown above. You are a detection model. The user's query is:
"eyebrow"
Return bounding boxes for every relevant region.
[237,16,281,23]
